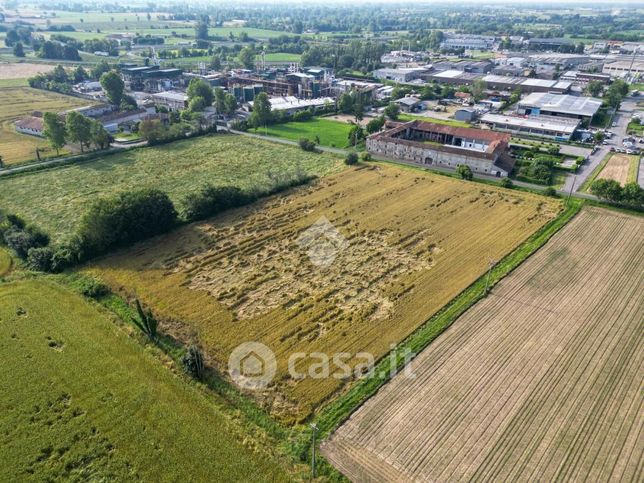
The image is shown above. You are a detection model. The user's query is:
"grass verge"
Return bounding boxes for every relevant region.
[314,198,583,437]
[578,153,611,193]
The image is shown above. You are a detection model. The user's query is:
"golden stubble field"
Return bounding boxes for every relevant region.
[87,165,561,420]
[597,153,639,186]
[322,208,643,482]
[0,87,89,164]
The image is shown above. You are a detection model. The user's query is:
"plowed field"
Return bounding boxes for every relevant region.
[322,207,643,482]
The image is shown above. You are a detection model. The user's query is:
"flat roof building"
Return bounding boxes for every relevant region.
[250,96,335,114]
[517,93,602,121]
[480,113,580,141]
[372,67,429,83]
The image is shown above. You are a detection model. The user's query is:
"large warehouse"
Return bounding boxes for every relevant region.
[516,93,602,122]
[480,114,580,141]
[367,120,515,177]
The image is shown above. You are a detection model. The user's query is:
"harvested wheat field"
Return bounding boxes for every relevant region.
[0,87,89,164]
[597,153,639,186]
[87,165,560,420]
[322,207,643,482]
[0,62,55,79]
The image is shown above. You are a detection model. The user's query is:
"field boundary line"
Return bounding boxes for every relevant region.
[315,200,583,438]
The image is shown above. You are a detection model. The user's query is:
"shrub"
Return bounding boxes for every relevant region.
[456,164,473,180]
[298,137,317,152]
[182,345,205,380]
[26,247,54,272]
[77,189,177,257]
[543,187,557,197]
[500,178,513,189]
[345,152,359,165]
[72,276,109,298]
[131,298,158,341]
[182,185,254,222]
[4,226,48,259]
[361,152,372,161]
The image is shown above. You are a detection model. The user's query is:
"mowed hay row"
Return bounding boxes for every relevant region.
[88,165,560,420]
[597,154,639,186]
[322,207,643,482]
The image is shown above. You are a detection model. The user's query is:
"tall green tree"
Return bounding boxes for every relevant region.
[66,111,92,152]
[90,120,110,149]
[223,94,238,116]
[187,78,213,106]
[214,87,226,113]
[238,46,255,70]
[249,92,272,128]
[43,112,66,155]
[384,102,400,120]
[13,42,25,57]
[100,70,125,106]
[195,15,209,41]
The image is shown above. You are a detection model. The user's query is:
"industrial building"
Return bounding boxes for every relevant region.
[559,71,611,86]
[121,65,183,92]
[602,60,644,78]
[372,67,430,83]
[440,34,496,51]
[249,96,335,115]
[480,113,580,141]
[517,93,602,121]
[525,38,573,51]
[151,91,189,111]
[366,120,515,177]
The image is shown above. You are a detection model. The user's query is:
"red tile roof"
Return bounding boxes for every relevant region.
[15,116,44,132]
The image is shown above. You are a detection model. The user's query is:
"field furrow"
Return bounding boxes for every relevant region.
[322,207,644,482]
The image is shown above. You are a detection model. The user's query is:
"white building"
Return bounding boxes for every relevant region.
[151,91,189,111]
[480,113,580,141]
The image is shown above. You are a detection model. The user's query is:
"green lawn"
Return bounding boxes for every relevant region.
[262,117,354,149]
[399,113,470,127]
[0,279,289,481]
[261,53,301,62]
[0,134,342,241]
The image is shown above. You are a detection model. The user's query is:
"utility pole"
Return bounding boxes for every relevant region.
[310,423,318,480]
[567,174,577,205]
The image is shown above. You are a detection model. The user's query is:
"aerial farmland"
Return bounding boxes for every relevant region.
[1,1,643,480]
[86,164,560,420]
[322,207,643,482]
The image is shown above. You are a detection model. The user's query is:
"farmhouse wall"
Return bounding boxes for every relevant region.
[367,137,509,176]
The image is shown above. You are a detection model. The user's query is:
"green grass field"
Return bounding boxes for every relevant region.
[261,53,302,62]
[262,118,354,149]
[0,249,12,277]
[399,113,470,127]
[0,279,289,481]
[0,134,343,241]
